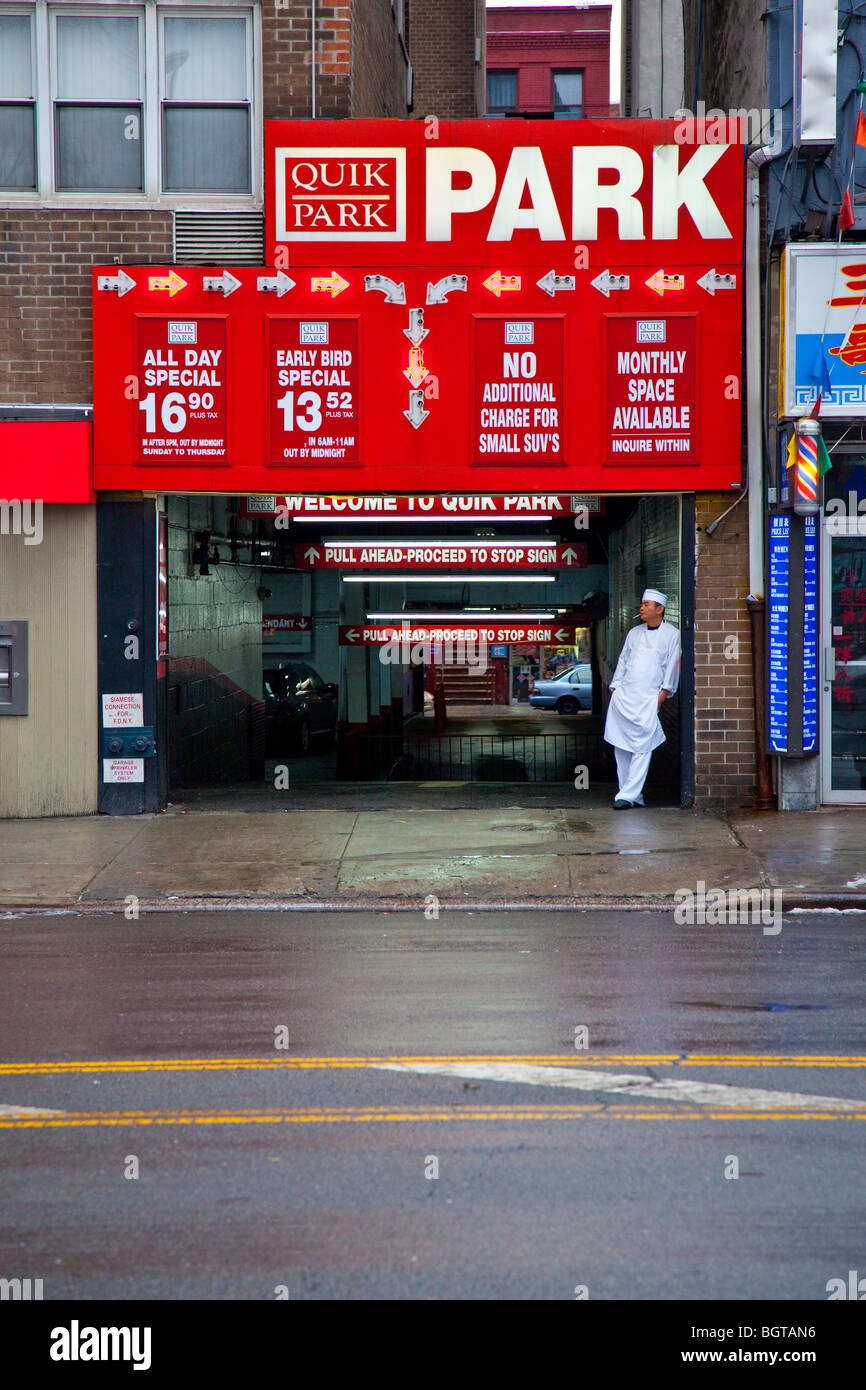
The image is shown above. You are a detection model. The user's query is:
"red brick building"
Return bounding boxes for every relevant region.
[486,3,616,119]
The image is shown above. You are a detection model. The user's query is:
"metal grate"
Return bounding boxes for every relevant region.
[173,211,265,265]
[341,732,617,784]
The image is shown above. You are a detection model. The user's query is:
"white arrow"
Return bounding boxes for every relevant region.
[555,628,571,642]
[97,269,136,297]
[365,274,406,303]
[257,270,296,297]
[403,308,429,346]
[426,274,468,305]
[697,268,737,296]
[203,270,242,297]
[561,548,578,566]
[590,269,630,297]
[304,546,321,563]
[403,390,430,430]
[298,618,308,629]
[537,269,576,297]
[345,628,359,644]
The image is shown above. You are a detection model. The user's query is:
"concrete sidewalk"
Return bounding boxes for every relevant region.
[1,795,865,909]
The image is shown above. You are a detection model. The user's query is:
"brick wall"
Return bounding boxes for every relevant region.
[694,493,756,809]
[0,211,172,403]
[682,0,767,115]
[487,4,615,118]
[409,0,482,118]
[262,1,350,120]
[351,0,411,117]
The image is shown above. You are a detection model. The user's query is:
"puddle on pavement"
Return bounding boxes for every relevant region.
[558,819,595,834]
[678,1001,828,1012]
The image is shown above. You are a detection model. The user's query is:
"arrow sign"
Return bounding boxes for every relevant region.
[296,542,586,570]
[483,270,521,297]
[339,623,577,646]
[404,390,430,430]
[645,269,685,296]
[404,308,429,346]
[697,268,737,296]
[590,268,630,297]
[148,271,187,297]
[426,274,468,305]
[403,347,429,387]
[97,269,136,297]
[312,271,350,298]
[203,270,241,297]
[257,270,296,297]
[364,274,406,303]
[537,270,576,297]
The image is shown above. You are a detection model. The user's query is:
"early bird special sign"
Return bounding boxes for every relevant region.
[93,119,744,493]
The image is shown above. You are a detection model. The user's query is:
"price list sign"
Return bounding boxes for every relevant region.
[768,514,789,752]
[767,511,819,756]
[803,514,818,751]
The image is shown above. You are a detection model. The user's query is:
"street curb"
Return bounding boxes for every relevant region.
[3,892,866,915]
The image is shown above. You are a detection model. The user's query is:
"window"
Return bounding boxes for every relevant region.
[162,14,251,192]
[487,70,517,114]
[0,12,36,189]
[553,70,583,119]
[54,14,144,190]
[0,4,257,200]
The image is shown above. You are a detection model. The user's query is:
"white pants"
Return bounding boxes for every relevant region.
[614,746,652,804]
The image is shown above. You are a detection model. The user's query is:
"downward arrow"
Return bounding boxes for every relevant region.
[404,308,429,345]
[403,347,429,387]
[403,390,430,429]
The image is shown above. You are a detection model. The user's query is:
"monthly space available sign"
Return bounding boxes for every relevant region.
[92,118,744,493]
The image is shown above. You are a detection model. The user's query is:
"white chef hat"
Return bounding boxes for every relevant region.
[642,588,667,607]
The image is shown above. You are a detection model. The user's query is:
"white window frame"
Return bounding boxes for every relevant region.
[0,0,261,209]
[0,6,38,190]
[158,5,254,198]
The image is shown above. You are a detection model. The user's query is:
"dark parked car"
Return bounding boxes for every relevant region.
[264,661,338,753]
[528,663,592,714]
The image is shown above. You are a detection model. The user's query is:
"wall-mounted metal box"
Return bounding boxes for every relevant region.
[0,620,28,715]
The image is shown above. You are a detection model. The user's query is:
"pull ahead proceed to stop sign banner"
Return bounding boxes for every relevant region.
[295,542,587,570]
[340,623,577,646]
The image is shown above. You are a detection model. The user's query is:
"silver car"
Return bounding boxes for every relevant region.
[529,663,592,714]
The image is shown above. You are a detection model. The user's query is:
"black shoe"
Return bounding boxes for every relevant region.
[613,798,633,809]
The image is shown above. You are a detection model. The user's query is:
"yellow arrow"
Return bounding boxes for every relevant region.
[403,347,429,387]
[645,269,684,296]
[483,270,521,297]
[311,271,350,298]
[148,271,187,297]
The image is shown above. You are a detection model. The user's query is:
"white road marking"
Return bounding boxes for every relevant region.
[373,1062,864,1111]
[0,1102,66,1117]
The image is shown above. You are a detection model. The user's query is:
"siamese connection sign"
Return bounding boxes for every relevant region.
[92,119,743,495]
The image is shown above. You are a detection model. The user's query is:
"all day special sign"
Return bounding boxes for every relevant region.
[93,119,743,493]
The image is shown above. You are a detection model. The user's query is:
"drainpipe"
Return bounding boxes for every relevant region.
[311,0,316,119]
[746,145,774,809]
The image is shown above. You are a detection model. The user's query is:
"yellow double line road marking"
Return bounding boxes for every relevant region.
[3,1053,866,1077]
[3,1105,866,1130]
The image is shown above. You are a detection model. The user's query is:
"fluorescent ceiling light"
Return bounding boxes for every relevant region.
[293,515,553,523]
[367,612,557,620]
[342,575,555,583]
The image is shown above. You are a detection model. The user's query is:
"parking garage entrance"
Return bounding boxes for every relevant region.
[154,492,687,809]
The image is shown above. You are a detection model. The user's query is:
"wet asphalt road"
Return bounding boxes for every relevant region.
[1,908,865,1301]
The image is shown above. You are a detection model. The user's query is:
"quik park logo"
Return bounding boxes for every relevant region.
[274,147,406,242]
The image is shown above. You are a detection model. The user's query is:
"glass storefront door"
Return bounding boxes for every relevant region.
[821,518,866,802]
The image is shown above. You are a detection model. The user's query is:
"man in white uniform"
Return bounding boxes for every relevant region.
[603,588,681,808]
